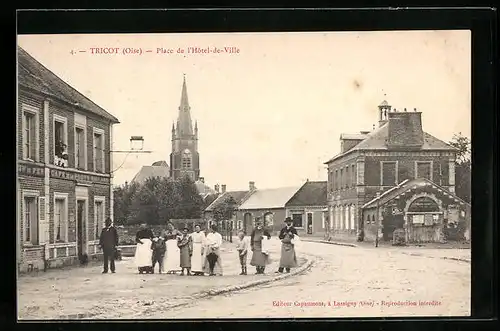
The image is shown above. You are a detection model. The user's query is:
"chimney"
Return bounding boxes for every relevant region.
[214,184,220,193]
[199,177,205,183]
[221,184,227,193]
[387,111,424,149]
[249,181,256,191]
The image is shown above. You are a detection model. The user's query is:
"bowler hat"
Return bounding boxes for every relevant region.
[285,217,293,223]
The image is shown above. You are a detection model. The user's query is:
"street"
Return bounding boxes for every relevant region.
[144,239,471,319]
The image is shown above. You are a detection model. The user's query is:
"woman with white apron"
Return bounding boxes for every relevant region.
[190,224,206,275]
[134,224,154,274]
[163,224,181,274]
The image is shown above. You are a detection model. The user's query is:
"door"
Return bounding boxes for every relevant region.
[307,213,313,234]
[243,213,252,235]
[77,200,86,256]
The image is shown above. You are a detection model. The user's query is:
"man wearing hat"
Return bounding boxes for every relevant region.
[276,217,299,273]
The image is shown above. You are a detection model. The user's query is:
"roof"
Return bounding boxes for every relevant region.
[17,46,119,123]
[379,100,389,107]
[239,186,301,210]
[205,190,251,212]
[195,181,217,198]
[152,160,168,167]
[340,133,369,140]
[286,181,327,207]
[325,123,457,164]
[362,178,470,209]
[131,165,170,184]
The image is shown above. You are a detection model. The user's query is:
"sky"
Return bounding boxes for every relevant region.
[17,31,471,191]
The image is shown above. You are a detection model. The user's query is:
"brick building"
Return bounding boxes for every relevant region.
[284,181,328,237]
[324,99,459,242]
[17,46,119,272]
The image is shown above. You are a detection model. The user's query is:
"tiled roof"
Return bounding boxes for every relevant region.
[205,190,251,212]
[325,123,457,164]
[362,178,470,209]
[152,160,168,166]
[17,46,119,123]
[239,186,301,210]
[131,165,170,184]
[286,181,328,207]
[195,181,217,197]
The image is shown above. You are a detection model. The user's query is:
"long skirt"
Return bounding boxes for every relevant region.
[202,247,223,275]
[279,243,298,268]
[134,239,153,268]
[250,240,271,267]
[191,243,204,273]
[179,245,191,268]
[163,239,181,272]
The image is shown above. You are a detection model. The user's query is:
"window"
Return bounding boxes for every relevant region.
[416,161,433,181]
[381,161,398,186]
[23,196,38,244]
[340,169,344,189]
[291,213,303,228]
[23,110,37,160]
[54,198,67,242]
[345,166,350,188]
[264,213,274,227]
[334,170,338,190]
[75,127,86,169]
[94,199,104,240]
[351,164,356,186]
[54,116,68,167]
[93,130,105,173]
[182,149,192,169]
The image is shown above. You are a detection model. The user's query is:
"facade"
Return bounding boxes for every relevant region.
[17,46,119,272]
[284,181,328,237]
[361,178,471,243]
[170,76,200,181]
[324,100,458,242]
[237,183,302,235]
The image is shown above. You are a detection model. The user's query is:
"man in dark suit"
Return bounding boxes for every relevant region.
[99,217,119,274]
[276,217,299,273]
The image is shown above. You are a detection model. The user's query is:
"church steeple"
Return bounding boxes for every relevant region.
[176,75,194,136]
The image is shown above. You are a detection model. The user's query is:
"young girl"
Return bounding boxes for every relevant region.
[236,230,249,275]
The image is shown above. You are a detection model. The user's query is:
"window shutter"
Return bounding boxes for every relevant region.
[38,196,48,244]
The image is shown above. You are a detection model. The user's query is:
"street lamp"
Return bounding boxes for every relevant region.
[109,136,153,174]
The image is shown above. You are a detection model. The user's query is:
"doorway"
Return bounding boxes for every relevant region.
[76,200,87,256]
[307,213,313,234]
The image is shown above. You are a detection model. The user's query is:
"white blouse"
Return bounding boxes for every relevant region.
[205,232,222,248]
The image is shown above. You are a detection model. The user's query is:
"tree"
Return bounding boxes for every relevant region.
[449,132,471,203]
[176,175,205,219]
[113,182,140,225]
[212,196,238,228]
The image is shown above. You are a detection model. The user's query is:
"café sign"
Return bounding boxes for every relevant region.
[50,169,110,184]
[18,163,44,177]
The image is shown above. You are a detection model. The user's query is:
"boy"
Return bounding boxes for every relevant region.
[151,235,167,274]
[236,230,249,275]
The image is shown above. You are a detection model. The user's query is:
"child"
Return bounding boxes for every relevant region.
[236,230,249,275]
[151,236,167,274]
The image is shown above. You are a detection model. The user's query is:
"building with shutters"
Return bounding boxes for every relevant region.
[17,46,119,273]
[324,99,461,243]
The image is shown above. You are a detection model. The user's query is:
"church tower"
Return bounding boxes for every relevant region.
[170,75,200,181]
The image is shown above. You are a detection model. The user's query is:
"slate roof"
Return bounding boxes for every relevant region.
[130,164,170,185]
[17,46,119,123]
[285,181,328,207]
[362,178,470,209]
[325,123,457,164]
[205,190,251,212]
[239,186,301,210]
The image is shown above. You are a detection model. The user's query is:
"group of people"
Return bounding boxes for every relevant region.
[240,216,300,275]
[134,223,224,276]
[97,215,301,277]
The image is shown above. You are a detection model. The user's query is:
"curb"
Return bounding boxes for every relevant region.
[301,239,358,248]
[401,252,471,264]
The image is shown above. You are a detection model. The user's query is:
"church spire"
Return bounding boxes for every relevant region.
[177,74,194,136]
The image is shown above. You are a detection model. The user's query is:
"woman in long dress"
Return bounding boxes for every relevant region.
[250,218,272,274]
[202,224,223,276]
[177,227,193,276]
[134,224,154,274]
[163,223,181,274]
[190,224,206,275]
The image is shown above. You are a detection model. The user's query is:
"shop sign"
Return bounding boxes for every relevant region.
[50,169,110,184]
[18,163,44,177]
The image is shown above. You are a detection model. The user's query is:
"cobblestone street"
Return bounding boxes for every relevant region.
[17,239,305,320]
[150,239,470,319]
